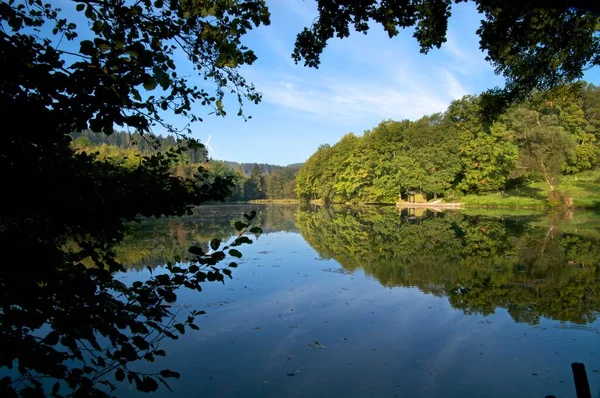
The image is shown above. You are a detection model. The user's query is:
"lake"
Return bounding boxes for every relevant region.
[117,205,600,397]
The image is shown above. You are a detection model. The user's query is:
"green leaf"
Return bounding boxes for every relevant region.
[234,221,245,231]
[76,3,84,11]
[85,4,96,21]
[210,239,220,251]
[249,227,262,234]
[229,249,242,258]
[98,43,111,53]
[143,78,157,91]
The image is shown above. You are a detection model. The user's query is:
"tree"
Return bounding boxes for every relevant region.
[250,164,265,199]
[446,97,519,193]
[293,0,600,118]
[1,0,269,396]
[507,109,575,192]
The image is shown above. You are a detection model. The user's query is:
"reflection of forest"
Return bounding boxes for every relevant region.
[116,205,299,270]
[296,207,600,325]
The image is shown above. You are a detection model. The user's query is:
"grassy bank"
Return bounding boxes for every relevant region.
[247,199,300,204]
[456,170,600,209]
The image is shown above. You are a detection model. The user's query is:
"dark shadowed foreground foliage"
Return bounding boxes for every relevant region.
[1,0,269,395]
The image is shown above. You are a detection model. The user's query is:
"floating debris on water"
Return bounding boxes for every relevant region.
[308,340,326,349]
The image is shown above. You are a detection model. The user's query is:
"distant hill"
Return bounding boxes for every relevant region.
[71,130,303,174]
[219,161,304,176]
[71,130,208,163]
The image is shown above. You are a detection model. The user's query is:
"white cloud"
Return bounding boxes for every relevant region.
[256,65,466,123]
[443,30,495,75]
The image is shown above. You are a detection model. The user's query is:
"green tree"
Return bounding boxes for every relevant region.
[446,96,519,193]
[507,109,575,192]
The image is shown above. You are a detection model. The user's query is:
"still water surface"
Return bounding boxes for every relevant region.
[118,205,600,397]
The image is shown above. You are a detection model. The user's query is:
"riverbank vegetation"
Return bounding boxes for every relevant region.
[297,83,600,208]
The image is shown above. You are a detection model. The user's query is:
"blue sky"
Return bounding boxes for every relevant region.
[55,0,600,165]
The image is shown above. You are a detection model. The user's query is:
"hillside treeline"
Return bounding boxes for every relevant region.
[296,83,600,203]
[71,131,299,201]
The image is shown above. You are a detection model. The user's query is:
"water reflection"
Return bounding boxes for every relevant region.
[115,205,600,398]
[296,206,600,325]
[119,205,600,325]
[117,205,298,270]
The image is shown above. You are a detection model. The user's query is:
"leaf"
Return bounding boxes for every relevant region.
[132,336,150,350]
[84,4,96,20]
[52,381,60,395]
[234,221,245,231]
[210,239,220,251]
[173,323,185,334]
[98,43,111,53]
[229,262,238,268]
[115,368,125,382]
[188,323,199,330]
[76,3,84,11]
[157,377,173,392]
[249,227,262,234]
[228,249,242,258]
[159,370,180,379]
[158,288,177,303]
[189,246,204,256]
[138,376,158,392]
[143,78,157,91]
[43,331,60,346]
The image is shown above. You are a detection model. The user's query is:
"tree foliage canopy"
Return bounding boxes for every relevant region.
[296,83,600,203]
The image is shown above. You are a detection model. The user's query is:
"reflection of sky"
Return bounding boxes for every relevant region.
[118,231,600,398]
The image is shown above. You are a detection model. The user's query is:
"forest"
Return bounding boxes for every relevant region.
[72,130,300,202]
[297,83,600,204]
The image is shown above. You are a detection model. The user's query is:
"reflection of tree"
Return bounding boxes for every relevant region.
[296,207,600,325]
[117,205,299,269]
